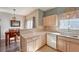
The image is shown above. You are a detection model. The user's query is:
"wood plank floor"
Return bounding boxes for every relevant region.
[0,39,58,52]
[36,45,58,52]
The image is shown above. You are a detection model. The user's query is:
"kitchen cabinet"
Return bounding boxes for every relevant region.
[35,36,41,51]
[43,15,57,26]
[40,34,46,46]
[27,41,35,52]
[57,36,79,52]
[20,32,46,52]
[57,36,67,51]
[35,34,46,51]
[75,10,79,18]
[58,10,79,20]
[20,36,27,52]
[69,41,79,52]
[64,11,76,19]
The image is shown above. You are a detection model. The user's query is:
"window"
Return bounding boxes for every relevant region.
[26,20,33,29]
[59,19,79,30]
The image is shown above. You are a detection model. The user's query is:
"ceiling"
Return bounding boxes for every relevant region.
[0,7,54,15]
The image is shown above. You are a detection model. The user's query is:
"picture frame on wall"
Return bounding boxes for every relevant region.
[10,20,20,27]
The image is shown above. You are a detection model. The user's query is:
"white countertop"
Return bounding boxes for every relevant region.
[20,30,79,40]
[20,31,46,39]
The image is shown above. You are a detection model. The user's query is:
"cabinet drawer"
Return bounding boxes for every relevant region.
[27,36,40,43]
[32,36,41,41]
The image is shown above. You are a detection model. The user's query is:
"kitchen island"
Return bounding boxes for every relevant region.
[20,31,46,52]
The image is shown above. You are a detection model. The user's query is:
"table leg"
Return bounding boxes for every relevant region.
[5,33,7,46]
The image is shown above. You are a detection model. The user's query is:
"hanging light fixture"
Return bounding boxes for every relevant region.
[11,9,16,22]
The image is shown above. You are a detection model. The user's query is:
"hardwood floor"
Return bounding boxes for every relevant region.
[36,45,58,52]
[0,39,20,52]
[0,39,58,52]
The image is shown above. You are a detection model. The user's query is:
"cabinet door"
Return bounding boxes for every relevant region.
[69,42,79,52]
[20,36,27,52]
[57,37,67,51]
[76,10,79,18]
[35,34,46,51]
[27,41,34,52]
[35,37,41,51]
[43,16,49,26]
[63,11,74,19]
[43,15,57,26]
[40,34,46,46]
[59,11,76,19]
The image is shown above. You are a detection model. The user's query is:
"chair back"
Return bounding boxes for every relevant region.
[9,29,16,37]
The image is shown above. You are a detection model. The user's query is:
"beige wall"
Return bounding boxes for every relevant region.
[24,9,44,30]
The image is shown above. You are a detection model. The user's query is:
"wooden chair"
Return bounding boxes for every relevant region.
[5,29,20,46]
[9,30,17,45]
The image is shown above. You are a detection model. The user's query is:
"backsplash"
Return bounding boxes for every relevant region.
[44,26,58,32]
[59,29,79,35]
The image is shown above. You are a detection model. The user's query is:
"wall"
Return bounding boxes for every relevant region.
[0,12,24,39]
[25,9,44,30]
[44,7,79,16]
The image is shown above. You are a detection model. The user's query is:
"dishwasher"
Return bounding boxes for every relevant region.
[47,33,57,49]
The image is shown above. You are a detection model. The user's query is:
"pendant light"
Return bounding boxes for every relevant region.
[11,9,16,22]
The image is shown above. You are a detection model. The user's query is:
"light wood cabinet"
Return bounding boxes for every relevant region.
[43,15,57,26]
[57,36,67,51]
[69,41,79,52]
[57,36,79,52]
[76,10,79,18]
[58,10,79,20]
[64,11,76,19]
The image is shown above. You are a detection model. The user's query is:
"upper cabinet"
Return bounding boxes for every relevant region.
[58,10,79,20]
[76,10,79,18]
[43,15,58,26]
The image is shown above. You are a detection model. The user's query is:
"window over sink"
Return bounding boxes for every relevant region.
[59,19,79,30]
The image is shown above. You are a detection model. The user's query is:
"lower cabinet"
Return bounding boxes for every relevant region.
[27,41,35,52]
[57,36,79,52]
[69,42,79,52]
[57,38,67,51]
[27,36,41,52]
[20,33,46,52]
[35,36,41,51]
